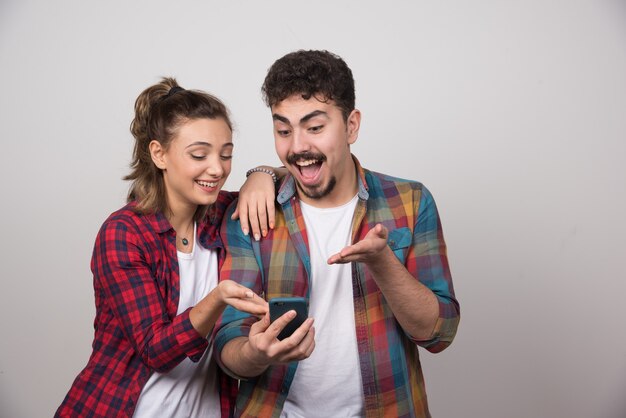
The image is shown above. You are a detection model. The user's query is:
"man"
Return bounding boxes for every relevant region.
[215,50,460,417]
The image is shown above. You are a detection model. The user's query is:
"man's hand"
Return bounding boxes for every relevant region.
[327,223,389,267]
[248,311,315,364]
[329,223,440,340]
[222,311,315,377]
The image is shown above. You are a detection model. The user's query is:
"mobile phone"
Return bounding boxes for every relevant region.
[269,297,309,340]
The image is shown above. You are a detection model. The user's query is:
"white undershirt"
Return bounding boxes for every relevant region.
[133,223,221,418]
[281,195,364,418]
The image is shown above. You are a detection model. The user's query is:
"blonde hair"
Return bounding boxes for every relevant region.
[125,77,232,220]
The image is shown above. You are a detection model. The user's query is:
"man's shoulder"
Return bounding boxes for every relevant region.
[219,197,260,248]
[363,168,427,196]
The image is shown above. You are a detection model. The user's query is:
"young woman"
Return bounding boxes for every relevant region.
[55,78,275,418]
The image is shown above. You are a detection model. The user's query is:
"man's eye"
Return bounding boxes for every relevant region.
[277,130,291,136]
[309,125,323,133]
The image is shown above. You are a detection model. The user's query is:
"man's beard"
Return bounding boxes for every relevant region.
[295,176,337,200]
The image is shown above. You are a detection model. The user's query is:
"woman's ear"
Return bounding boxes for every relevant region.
[149,140,167,170]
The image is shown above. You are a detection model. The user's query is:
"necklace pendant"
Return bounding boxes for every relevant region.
[181,238,189,246]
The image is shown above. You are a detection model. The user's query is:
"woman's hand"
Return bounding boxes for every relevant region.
[215,280,268,317]
[190,281,268,337]
[232,167,277,241]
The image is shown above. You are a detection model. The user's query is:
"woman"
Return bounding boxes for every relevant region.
[56,78,275,417]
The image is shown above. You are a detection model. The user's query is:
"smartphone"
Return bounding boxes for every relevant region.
[269,297,309,340]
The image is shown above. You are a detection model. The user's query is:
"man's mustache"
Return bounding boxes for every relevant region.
[286,152,327,165]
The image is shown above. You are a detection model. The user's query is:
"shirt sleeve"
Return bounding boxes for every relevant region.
[213,200,264,376]
[92,217,208,373]
[407,185,460,353]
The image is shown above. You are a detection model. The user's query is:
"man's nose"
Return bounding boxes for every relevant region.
[291,130,311,153]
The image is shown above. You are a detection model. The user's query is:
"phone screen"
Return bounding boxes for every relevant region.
[269,297,309,340]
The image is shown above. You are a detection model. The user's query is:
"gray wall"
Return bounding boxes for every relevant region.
[1,1,625,417]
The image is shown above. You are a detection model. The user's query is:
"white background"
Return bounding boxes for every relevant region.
[1,1,625,417]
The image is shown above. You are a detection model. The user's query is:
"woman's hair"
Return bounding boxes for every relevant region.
[261,49,355,121]
[125,77,232,220]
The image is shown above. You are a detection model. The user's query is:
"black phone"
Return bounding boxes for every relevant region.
[269,297,309,340]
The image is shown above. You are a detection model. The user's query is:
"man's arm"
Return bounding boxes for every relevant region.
[328,224,439,339]
[328,185,460,350]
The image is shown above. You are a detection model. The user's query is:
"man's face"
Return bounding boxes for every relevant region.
[272,95,361,208]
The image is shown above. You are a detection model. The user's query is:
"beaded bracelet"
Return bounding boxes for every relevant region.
[245,167,277,183]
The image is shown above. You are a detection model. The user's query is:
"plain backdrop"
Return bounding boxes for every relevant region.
[1,1,625,417]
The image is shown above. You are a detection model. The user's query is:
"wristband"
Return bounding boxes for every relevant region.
[245,167,277,183]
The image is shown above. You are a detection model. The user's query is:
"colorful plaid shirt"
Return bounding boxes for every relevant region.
[215,157,460,418]
[56,192,238,418]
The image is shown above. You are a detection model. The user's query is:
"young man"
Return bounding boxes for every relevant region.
[215,50,460,417]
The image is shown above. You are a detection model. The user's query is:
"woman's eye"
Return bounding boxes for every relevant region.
[190,154,206,160]
[220,155,233,161]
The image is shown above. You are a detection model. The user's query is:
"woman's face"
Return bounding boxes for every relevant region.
[153,117,233,215]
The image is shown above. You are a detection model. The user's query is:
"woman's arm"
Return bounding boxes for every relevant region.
[232,166,287,240]
[93,218,267,373]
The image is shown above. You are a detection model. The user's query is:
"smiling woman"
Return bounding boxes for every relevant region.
[54,78,272,418]
[149,117,234,245]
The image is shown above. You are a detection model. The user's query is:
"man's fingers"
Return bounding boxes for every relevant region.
[267,310,297,339]
[250,313,271,336]
[276,319,315,362]
[374,223,388,239]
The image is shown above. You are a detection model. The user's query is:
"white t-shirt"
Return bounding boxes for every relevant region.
[133,223,221,418]
[281,195,365,418]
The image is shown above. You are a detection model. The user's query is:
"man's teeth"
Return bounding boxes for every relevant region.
[296,159,319,167]
[197,180,217,187]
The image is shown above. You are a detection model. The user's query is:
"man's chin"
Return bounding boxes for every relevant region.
[296,177,336,200]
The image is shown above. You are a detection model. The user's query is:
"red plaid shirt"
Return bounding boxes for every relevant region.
[56,191,238,418]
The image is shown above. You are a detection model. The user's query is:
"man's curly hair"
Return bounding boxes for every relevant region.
[261,50,355,121]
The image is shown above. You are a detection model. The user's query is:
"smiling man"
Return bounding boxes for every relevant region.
[215,50,460,418]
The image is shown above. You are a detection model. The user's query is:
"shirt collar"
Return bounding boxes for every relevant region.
[276,154,369,205]
[127,201,212,235]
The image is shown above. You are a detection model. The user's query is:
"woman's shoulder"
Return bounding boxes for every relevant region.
[102,201,143,226]
[98,201,163,237]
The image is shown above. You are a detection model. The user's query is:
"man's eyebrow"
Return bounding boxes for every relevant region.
[299,110,327,124]
[272,114,290,124]
[272,110,328,126]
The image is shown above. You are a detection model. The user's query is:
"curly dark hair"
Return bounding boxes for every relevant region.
[261,50,355,121]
